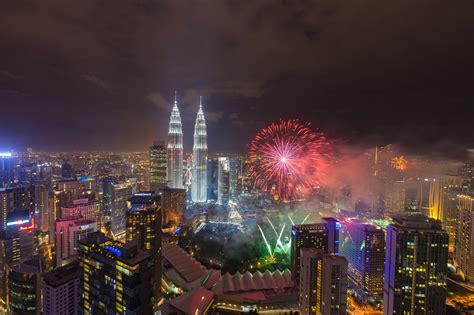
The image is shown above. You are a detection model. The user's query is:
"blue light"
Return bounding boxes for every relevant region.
[6,219,30,226]
[104,246,121,257]
[78,176,95,182]
[335,222,342,230]
[291,229,297,237]
[174,227,182,235]
[0,152,12,157]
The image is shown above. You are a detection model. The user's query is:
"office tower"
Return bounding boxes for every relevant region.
[42,262,80,315]
[217,157,230,205]
[428,175,463,222]
[384,214,448,315]
[0,186,35,233]
[291,218,340,286]
[340,221,384,305]
[34,181,50,233]
[454,193,474,281]
[404,178,422,212]
[126,192,162,310]
[55,218,97,267]
[0,152,15,188]
[149,141,168,193]
[126,192,161,251]
[8,256,42,315]
[384,179,406,213]
[167,93,184,189]
[161,187,186,227]
[17,163,38,186]
[229,157,238,199]
[78,232,155,314]
[207,157,218,201]
[299,249,348,315]
[102,178,133,239]
[191,98,208,203]
[0,228,35,312]
[61,162,74,179]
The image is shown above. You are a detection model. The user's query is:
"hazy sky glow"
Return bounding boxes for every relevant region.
[0,1,472,158]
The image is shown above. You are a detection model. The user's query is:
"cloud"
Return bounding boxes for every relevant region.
[80,74,111,93]
[147,91,170,111]
[206,111,224,122]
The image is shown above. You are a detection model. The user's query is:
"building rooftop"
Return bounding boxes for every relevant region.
[78,232,152,266]
[391,214,443,230]
[43,262,79,288]
[212,269,293,294]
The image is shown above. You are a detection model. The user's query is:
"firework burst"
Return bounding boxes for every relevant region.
[249,119,331,201]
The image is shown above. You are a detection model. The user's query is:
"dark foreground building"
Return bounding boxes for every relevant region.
[77,232,155,315]
[384,214,448,314]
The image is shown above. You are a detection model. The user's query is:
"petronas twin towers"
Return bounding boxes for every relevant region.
[167,93,208,203]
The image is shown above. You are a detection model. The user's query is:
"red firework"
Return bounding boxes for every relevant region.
[249,119,331,201]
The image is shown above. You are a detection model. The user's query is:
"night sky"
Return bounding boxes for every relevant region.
[0,1,472,158]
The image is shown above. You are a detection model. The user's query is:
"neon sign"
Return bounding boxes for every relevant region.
[7,219,30,226]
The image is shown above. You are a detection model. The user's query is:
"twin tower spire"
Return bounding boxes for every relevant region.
[167,92,208,203]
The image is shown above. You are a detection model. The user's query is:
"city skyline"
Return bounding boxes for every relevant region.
[0,1,472,314]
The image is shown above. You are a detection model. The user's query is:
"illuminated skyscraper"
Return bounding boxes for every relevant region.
[340,221,384,305]
[454,193,474,282]
[8,256,41,315]
[167,93,183,189]
[102,178,133,239]
[125,192,162,310]
[191,97,208,203]
[384,214,448,315]
[0,152,14,188]
[217,157,230,205]
[291,218,340,286]
[78,232,155,314]
[299,249,348,315]
[149,141,167,193]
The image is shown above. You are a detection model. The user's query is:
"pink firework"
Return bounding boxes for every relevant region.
[249,119,331,201]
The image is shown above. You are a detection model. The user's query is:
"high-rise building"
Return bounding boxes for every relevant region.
[299,248,348,315]
[207,157,218,201]
[8,256,42,315]
[61,162,74,179]
[126,192,161,251]
[126,192,162,310]
[167,93,184,189]
[217,157,230,205]
[454,193,474,282]
[0,152,15,188]
[384,179,406,213]
[161,187,186,227]
[0,228,35,312]
[0,186,35,233]
[149,141,168,193]
[42,261,80,315]
[339,221,384,305]
[191,98,208,203]
[55,218,97,267]
[428,175,463,222]
[34,181,51,233]
[102,178,133,239]
[229,157,239,199]
[291,218,340,286]
[384,214,448,315]
[78,232,156,314]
